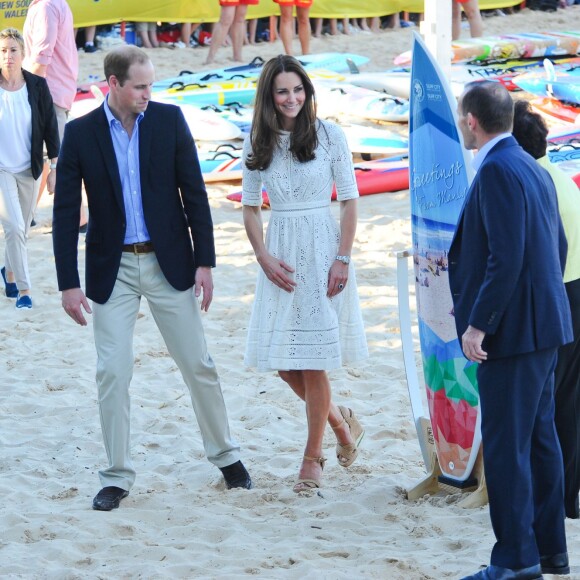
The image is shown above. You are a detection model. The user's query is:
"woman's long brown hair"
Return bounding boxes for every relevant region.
[245,54,318,171]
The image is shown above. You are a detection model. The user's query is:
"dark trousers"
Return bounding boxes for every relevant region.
[478,348,566,569]
[554,277,580,519]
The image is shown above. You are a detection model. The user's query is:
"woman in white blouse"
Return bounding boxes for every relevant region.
[0,28,59,308]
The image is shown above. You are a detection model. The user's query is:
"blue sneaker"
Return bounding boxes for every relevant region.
[15,295,32,309]
[1,266,18,298]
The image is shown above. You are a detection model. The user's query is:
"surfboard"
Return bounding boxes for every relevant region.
[198,145,244,182]
[409,33,480,483]
[179,104,242,141]
[548,141,580,164]
[503,32,580,58]
[395,33,580,67]
[548,125,580,145]
[531,96,580,124]
[315,81,410,123]
[153,83,257,108]
[341,124,409,157]
[345,71,413,99]
[513,64,580,105]
[75,80,109,101]
[451,56,580,91]
[200,103,254,135]
[351,57,578,101]
[154,69,347,109]
[152,53,367,91]
[69,85,106,119]
[226,156,410,206]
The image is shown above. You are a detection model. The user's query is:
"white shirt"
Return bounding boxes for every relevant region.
[0,84,32,173]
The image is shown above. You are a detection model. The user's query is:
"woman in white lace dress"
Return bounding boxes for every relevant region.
[242,55,368,492]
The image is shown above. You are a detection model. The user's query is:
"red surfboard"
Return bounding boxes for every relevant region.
[531,97,580,124]
[226,157,409,207]
[75,80,109,102]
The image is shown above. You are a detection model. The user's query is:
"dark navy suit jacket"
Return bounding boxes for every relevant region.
[52,101,215,305]
[448,136,572,359]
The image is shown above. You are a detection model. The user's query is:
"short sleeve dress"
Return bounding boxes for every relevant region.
[242,119,368,371]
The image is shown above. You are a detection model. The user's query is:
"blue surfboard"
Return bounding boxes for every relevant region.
[409,33,480,483]
[152,53,369,91]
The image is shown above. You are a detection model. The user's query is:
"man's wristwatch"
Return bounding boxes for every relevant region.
[335,255,350,265]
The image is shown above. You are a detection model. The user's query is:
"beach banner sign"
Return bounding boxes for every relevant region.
[408,33,480,484]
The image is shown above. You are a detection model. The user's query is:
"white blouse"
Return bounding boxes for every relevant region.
[0,83,32,173]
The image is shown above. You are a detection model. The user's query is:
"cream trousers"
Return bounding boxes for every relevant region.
[92,252,240,490]
[0,168,39,291]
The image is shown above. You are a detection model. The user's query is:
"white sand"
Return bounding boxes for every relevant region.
[2,8,580,579]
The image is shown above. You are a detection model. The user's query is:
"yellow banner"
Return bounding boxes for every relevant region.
[0,1,529,35]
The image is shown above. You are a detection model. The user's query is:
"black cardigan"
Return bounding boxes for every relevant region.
[20,69,60,180]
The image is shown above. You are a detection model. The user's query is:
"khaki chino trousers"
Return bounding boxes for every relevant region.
[0,168,39,291]
[92,251,240,491]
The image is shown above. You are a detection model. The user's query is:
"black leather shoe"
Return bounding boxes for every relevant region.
[92,486,129,511]
[540,552,569,575]
[219,460,252,489]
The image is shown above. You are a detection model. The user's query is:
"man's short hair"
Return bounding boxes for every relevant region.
[460,80,514,135]
[512,100,548,160]
[104,45,151,85]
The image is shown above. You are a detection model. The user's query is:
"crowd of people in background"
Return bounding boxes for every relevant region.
[71,0,580,58]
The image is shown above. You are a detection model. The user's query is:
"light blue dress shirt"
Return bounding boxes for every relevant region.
[471,132,512,174]
[104,97,150,244]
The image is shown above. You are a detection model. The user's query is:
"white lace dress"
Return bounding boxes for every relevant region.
[242,119,368,371]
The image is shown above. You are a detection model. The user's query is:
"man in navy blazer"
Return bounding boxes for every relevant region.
[53,46,251,511]
[449,81,573,580]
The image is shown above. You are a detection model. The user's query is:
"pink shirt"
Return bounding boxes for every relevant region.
[23,0,78,110]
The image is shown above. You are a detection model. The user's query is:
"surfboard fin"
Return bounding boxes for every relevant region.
[346,58,360,75]
[90,85,105,104]
[543,58,557,82]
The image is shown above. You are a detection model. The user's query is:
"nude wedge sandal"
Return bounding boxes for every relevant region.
[293,455,327,493]
[336,406,365,468]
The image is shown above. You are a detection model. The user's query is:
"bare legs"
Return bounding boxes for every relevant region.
[181,22,200,45]
[278,6,311,56]
[231,5,249,61]
[452,1,462,40]
[279,369,354,484]
[204,5,248,64]
[452,0,483,40]
[296,7,311,55]
[463,0,483,38]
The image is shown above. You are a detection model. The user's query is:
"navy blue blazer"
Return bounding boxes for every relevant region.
[52,101,215,304]
[448,136,573,359]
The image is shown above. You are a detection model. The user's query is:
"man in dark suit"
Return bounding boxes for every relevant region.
[53,45,251,511]
[450,81,573,580]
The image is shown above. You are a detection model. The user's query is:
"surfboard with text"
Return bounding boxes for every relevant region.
[409,33,480,482]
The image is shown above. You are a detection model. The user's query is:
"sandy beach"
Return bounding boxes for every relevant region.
[1,7,580,579]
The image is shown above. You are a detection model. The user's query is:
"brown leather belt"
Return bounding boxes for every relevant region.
[122,241,154,254]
